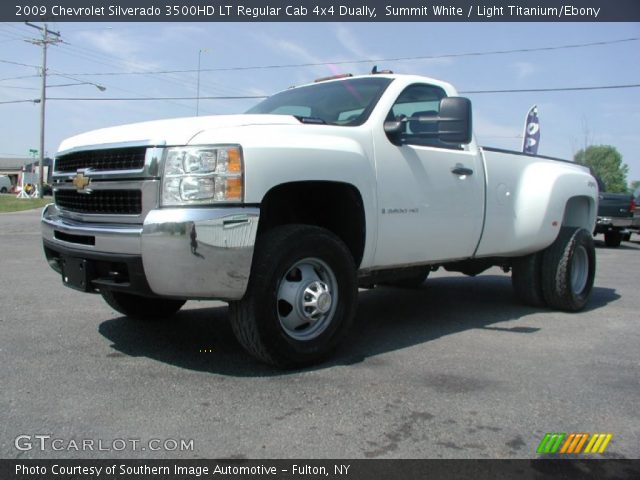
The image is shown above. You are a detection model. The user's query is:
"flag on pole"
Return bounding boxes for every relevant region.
[522,105,540,155]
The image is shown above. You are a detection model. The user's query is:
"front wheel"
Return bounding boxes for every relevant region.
[100,290,185,320]
[541,227,596,311]
[229,225,357,368]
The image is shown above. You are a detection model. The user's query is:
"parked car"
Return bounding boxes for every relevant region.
[0,175,12,193]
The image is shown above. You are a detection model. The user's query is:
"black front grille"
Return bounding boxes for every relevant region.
[55,147,147,172]
[55,190,142,215]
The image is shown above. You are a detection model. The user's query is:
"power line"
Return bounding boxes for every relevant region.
[54,39,257,98]
[46,95,267,101]
[0,25,31,42]
[47,41,198,111]
[4,34,636,109]
[0,74,40,82]
[17,19,248,97]
[0,33,28,44]
[36,83,640,102]
[50,40,240,110]
[1,22,33,34]
[0,58,39,68]
[461,84,640,94]
[56,37,639,77]
[0,31,203,113]
[0,85,38,90]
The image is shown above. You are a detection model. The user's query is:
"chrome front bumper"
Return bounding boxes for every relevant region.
[42,204,259,300]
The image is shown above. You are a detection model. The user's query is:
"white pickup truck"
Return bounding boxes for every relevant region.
[42,73,598,367]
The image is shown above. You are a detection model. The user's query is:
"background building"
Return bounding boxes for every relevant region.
[0,157,53,191]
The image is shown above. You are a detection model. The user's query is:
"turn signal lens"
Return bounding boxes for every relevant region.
[226,177,243,200]
[228,148,242,173]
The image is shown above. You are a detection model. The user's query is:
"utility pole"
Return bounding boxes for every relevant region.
[25,22,61,198]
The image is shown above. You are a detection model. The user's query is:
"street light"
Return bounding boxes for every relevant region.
[47,82,107,91]
[196,48,209,116]
[35,75,106,197]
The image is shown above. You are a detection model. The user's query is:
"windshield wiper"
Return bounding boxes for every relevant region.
[294,116,327,125]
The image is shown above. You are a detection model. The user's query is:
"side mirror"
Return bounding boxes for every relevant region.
[437,97,472,144]
[384,97,473,146]
[384,120,404,135]
[383,119,405,145]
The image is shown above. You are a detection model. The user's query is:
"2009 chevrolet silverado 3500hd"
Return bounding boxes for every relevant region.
[42,73,598,367]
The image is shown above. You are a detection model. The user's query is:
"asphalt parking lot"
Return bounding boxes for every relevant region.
[1,207,639,459]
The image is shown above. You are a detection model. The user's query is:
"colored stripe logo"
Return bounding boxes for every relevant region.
[537,433,612,454]
[584,433,613,454]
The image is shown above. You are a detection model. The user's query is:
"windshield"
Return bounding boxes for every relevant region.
[246,77,393,126]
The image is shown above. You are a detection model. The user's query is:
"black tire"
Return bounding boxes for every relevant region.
[604,231,622,248]
[0,187,7,194]
[380,268,430,288]
[622,232,631,242]
[100,290,185,320]
[511,252,545,307]
[541,227,596,311]
[229,224,357,368]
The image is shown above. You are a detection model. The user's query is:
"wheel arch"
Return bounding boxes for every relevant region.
[562,195,597,231]
[257,181,366,267]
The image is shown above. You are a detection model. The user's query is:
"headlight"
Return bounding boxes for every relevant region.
[161,145,243,206]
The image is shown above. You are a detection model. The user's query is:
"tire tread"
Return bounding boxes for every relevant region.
[229,224,357,368]
[541,227,595,311]
[512,252,545,307]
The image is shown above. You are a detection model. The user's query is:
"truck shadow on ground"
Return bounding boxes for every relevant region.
[98,275,620,377]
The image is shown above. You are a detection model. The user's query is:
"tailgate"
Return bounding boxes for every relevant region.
[598,193,633,218]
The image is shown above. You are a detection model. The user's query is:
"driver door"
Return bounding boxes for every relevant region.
[373,83,484,267]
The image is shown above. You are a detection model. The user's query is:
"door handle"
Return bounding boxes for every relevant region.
[451,165,474,176]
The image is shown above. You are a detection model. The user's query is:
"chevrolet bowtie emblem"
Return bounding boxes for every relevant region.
[72,173,91,191]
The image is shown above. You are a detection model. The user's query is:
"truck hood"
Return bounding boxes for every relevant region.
[57,114,301,153]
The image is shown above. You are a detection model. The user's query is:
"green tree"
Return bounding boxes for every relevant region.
[630,180,640,194]
[574,145,629,193]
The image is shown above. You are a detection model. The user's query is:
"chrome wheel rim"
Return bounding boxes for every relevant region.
[276,257,338,341]
[570,245,589,294]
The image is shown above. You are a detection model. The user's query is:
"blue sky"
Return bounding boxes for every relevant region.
[1,21,639,183]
